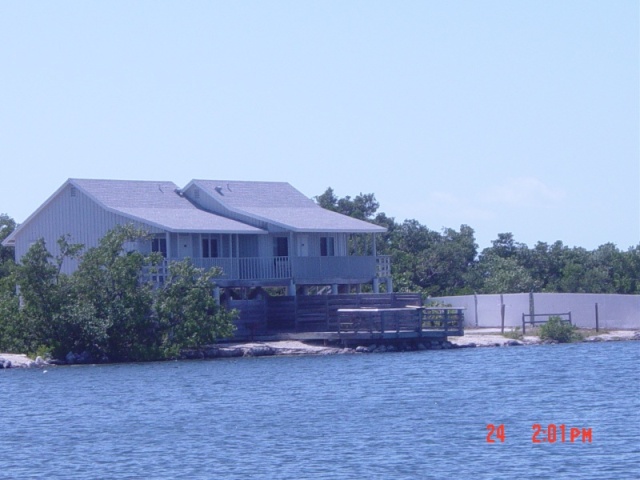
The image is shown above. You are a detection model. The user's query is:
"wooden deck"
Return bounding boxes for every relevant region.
[335,306,464,344]
[225,294,464,344]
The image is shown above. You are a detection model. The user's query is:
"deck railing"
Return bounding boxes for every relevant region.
[190,257,291,280]
[337,308,421,334]
[376,255,391,277]
[422,307,465,335]
[291,256,376,280]
[143,255,386,283]
[336,307,465,336]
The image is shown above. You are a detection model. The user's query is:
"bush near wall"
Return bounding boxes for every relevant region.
[539,316,582,343]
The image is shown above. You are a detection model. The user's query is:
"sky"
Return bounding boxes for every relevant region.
[1,1,638,252]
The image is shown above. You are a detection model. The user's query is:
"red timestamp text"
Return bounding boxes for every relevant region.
[532,424,592,443]
[486,424,593,443]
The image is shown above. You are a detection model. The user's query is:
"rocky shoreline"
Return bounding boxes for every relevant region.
[181,337,459,360]
[448,328,640,348]
[1,329,638,369]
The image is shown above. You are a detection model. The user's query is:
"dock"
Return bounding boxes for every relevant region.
[223,293,465,346]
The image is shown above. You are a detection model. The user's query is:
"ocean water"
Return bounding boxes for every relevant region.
[1,341,638,480]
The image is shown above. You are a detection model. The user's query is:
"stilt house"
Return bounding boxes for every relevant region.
[3,178,391,296]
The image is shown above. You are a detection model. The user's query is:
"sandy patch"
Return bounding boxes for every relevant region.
[0,353,38,368]
[450,328,639,347]
[584,330,638,341]
[2,330,637,366]
[225,340,345,355]
[449,334,545,347]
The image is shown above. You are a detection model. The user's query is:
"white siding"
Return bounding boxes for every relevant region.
[303,233,346,257]
[257,235,272,258]
[14,183,162,274]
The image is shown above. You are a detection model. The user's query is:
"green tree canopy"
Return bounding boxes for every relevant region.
[156,260,236,356]
[315,188,380,220]
[315,188,640,296]
[0,213,16,278]
[0,224,236,361]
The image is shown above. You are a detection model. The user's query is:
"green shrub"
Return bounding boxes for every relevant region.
[503,327,523,340]
[539,316,581,343]
[6,227,238,363]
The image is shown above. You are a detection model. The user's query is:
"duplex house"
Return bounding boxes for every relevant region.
[3,179,392,297]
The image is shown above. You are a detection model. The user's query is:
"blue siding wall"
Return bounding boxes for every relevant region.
[14,183,162,274]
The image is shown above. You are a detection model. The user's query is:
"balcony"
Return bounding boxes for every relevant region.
[146,255,391,285]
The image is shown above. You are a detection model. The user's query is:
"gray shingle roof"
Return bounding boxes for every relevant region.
[190,180,386,233]
[2,178,386,248]
[192,180,316,208]
[73,179,264,233]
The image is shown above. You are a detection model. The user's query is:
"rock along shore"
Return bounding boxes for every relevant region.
[448,328,640,348]
[1,330,638,368]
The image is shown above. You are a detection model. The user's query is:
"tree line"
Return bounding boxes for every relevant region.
[315,188,640,296]
[0,220,236,360]
[1,192,638,356]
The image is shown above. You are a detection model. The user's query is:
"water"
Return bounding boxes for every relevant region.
[1,342,639,480]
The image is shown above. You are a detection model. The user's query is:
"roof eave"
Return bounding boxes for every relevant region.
[185,185,386,234]
[171,228,267,234]
[292,227,387,234]
[1,237,15,247]
[220,208,388,234]
[101,208,265,235]
[1,179,75,246]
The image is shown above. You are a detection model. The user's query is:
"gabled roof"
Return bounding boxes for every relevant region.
[71,179,265,234]
[186,180,387,233]
[2,179,264,246]
[2,178,386,248]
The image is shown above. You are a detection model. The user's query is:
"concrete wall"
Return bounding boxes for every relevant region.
[430,293,640,330]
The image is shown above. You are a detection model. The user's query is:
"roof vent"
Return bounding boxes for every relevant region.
[70,186,77,197]
[215,186,223,195]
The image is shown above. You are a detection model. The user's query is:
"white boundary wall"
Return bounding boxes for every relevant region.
[430,293,640,330]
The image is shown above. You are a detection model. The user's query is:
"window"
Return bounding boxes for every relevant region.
[202,237,219,258]
[152,238,167,258]
[273,237,288,257]
[320,237,335,256]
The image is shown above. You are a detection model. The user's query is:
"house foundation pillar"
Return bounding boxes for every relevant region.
[331,284,338,294]
[373,278,380,294]
[288,280,296,296]
[386,277,393,293]
[213,286,221,305]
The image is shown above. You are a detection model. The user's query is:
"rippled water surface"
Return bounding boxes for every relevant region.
[1,341,639,479]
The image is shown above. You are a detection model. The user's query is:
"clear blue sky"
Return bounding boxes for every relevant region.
[1,1,638,251]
